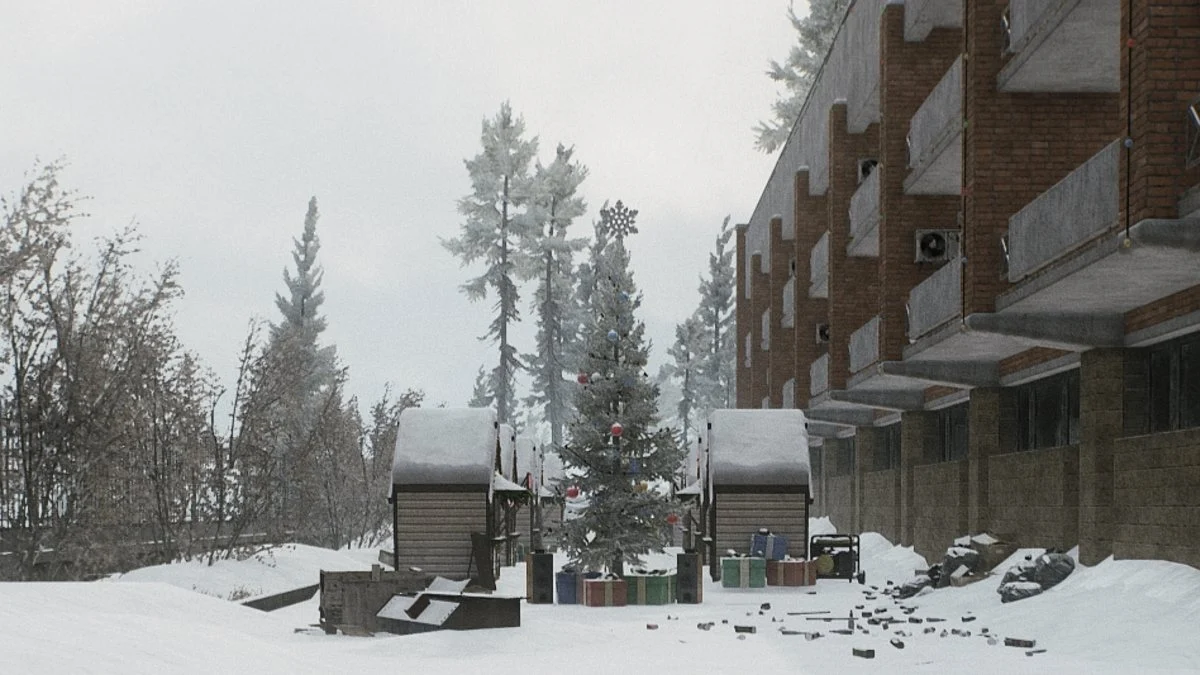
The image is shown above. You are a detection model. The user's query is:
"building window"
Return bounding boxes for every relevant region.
[875,423,901,471]
[1147,333,1200,432]
[1015,369,1080,451]
[937,403,969,462]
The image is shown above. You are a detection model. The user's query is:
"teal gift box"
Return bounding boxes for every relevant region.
[626,572,676,605]
[721,557,766,588]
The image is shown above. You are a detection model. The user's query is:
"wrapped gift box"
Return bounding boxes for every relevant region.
[583,578,628,607]
[750,532,789,561]
[626,573,676,605]
[556,571,580,604]
[766,559,817,586]
[721,557,766,588]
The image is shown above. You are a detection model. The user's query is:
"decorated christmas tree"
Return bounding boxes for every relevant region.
[559,201,685,576]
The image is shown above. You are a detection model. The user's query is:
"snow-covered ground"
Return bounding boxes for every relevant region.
[4,519,1200,674]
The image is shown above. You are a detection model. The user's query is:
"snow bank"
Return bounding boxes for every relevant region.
[706,409,809,486]
[391,408,497,485]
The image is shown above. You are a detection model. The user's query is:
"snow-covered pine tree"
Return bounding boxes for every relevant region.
[754,0,851,153]
[559,201,684,576]
[695,216,736,414]
[442,102,538,422]
[267,196,339,529]
[467,366,494,408]
[564,213,610,373]
[663,315,706,453]
[520,144,588,455]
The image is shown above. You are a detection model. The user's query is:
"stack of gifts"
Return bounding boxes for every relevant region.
[556,569,602,605]
[720,556,767,589]
[750,528,789,560]
[583,576,628,607]
[766,558,817,586]
[626,569,676,605]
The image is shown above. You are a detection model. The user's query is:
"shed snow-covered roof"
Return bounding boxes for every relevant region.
[498,424,516,478]
[706,409,809,486]
[542,450,564,485]
[515,436,538,484]
[391,408,497,486]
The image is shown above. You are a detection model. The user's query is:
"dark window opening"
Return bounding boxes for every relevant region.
[1015,369,1080,451]
[875,423,901,471]
[937,403,969,462]
[1148,333,1200,433]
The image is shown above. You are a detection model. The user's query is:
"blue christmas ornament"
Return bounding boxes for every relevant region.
[606,329,619,343]
[619,291,630,303]
[628,458,640,475]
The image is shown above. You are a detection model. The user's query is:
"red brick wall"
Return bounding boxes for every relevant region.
[998,347,1073,377]
[793,171,830,408]
[1125,285,1200,334]
[878,6,964,361]
[826,103,881,386]
[769,217,795,407]
[1122,0,1200,225]
[962,0,1124,315]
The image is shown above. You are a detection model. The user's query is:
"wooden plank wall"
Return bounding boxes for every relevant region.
[396,491,488,579]
[713,490,809,560]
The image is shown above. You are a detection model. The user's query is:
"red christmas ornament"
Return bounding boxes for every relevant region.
[666,513,680,526]
[566,485,580,499]
[610,422,624,437]
[576,372,589,385]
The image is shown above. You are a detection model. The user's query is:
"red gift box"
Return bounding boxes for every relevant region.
[766,559,817,587]
[583,578,628,607]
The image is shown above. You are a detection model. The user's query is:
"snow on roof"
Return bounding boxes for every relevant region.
[516,435,537,483]
[498,424,516,477]
[376,595,458,626]
[677,479,703,496]
[491,471,528,493]
[392,408,497,486]
[706,409,809,486]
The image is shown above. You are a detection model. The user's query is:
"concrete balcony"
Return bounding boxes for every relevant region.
[904,0,964,42]
[761,309,770,351]
[907,257,962,341]
[849,316,881,375]
[782,378,795,409]
[1008,140,1120,282]
[848,169,881,257]
[998,0,1120,93]
[782,276,795,329]
[809,231,830,299]
[810,353,830,398]
[905,57,962,195]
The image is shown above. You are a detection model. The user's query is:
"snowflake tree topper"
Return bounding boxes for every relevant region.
[599,200,638,239]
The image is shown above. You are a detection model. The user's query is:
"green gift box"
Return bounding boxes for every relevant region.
[626,573,676,605]
[721,557,766,588]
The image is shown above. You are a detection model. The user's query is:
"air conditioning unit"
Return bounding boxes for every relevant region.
[815,323,831,344]
[914,229,961,263]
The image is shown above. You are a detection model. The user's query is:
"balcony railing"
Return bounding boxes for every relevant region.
[848,169,881,257]
[810,353,830,397]
[849,315,881,375]
[809,231,830,299]
[999,0,1120,93]
[907,257,962,340]
[904,0,964,41]
[1007,140,1120,282]
[905,56,963,195]
[782,276,795,328]
[782,378,795,409]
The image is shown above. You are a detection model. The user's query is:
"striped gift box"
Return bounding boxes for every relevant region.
[721,557,766,588]
[626,573,676,605]
[766,559,816,586]
[583,578,628,607]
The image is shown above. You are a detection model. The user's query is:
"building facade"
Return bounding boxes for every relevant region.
[737,0,1200,566]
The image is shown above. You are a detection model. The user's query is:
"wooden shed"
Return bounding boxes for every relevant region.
[704,409,811,581]
[390,408,499,581]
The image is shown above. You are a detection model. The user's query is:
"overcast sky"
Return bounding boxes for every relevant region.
[0,1,800,412]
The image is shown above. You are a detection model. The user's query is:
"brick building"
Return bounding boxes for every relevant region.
[737,0,1200,566]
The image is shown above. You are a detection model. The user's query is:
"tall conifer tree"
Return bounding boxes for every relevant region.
[443,102,538,422]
